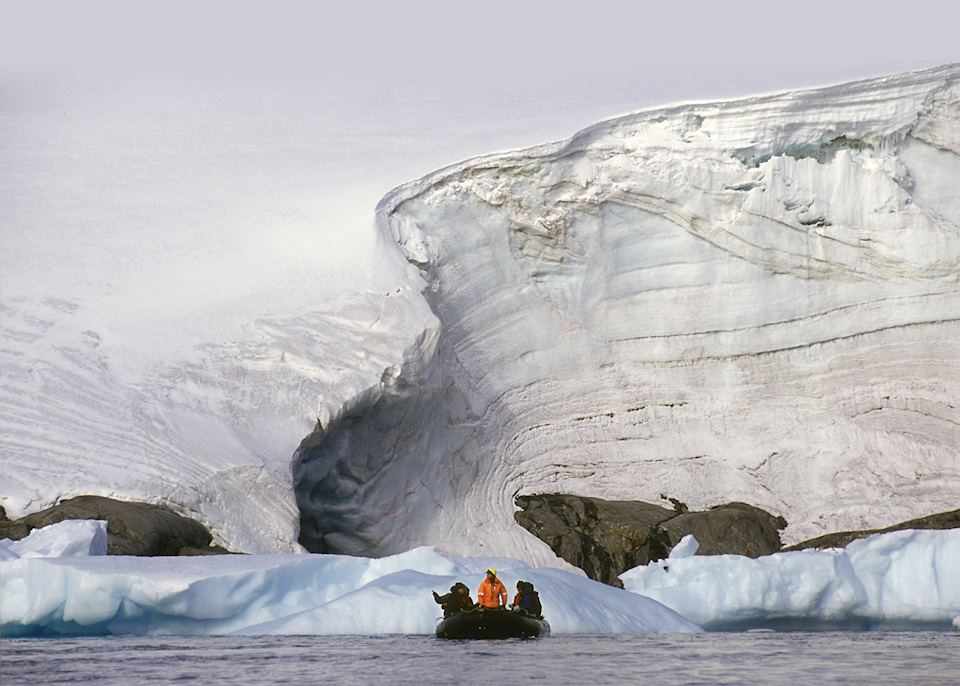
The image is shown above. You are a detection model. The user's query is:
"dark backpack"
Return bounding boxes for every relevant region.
[518,581,542,616]
[526,590,542,616]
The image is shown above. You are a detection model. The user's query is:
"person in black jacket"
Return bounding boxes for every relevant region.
[433,582,475,617]
[510,580,542,617]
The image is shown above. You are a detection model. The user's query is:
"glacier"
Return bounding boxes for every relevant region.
[299,64,960,562]
[2,65,960,563]
[621,529,960,630]
[0,521,699,637]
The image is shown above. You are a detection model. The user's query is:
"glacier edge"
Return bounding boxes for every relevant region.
[294,63,960,562]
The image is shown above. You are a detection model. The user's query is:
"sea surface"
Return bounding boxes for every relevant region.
[3,632,959,685]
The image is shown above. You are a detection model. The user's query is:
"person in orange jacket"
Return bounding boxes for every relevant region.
[477,567,507,609]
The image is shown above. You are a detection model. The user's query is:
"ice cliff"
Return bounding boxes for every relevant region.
[2,66,959,561]
[299,65,960,562]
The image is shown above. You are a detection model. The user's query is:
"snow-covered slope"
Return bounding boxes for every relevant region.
[0,287,433,553]
[1,79,457,552]
[298,65,960,561]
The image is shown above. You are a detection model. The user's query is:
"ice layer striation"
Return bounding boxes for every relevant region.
[298,64,960,562]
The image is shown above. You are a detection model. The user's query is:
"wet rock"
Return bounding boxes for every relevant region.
[515,494,786,585]
[784,508,960,551]
[0,496,229,556]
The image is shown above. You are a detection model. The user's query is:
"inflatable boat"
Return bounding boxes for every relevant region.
[435,608,550,639]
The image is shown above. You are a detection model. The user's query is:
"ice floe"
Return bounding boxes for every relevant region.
[621,529,960,630]
[0,521,699,637]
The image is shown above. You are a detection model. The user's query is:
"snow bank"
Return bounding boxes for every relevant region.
[0,519,107,561]
[0,539,699,637]
[620,529,960,630]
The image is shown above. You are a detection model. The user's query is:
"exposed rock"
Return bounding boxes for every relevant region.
[514,495,673,585]
[784,508,960,551]
[0,504,33,541]
[515,494,786,585]
[660,502,787,559]
[0,496,230,556]
[660,495,689,514]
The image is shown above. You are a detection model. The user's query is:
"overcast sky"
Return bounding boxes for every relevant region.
[3,0,958,90]
[2,0,958,331]
[5,0,957,178]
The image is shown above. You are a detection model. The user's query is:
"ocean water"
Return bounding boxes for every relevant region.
[3,632,958,685]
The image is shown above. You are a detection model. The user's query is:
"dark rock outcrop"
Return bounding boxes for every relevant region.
[784,508,960,551]
[659,502,788,559]
[0,496,230,556]
[515,494,786,586]
[0,505,33,541]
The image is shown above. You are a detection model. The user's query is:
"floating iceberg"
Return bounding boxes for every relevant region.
[620,529,960,630]
[0,521,699,637]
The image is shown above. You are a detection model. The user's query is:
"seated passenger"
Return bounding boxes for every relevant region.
[433,582,475,617]
[510,580,542,616]
[510,580,524,610]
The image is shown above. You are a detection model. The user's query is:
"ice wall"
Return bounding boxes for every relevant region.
[298,65,960,562]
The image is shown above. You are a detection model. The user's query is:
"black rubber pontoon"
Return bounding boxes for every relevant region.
[435,608,550,639]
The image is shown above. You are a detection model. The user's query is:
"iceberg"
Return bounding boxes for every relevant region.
[0,521,700,637]
[620,529,960,630]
